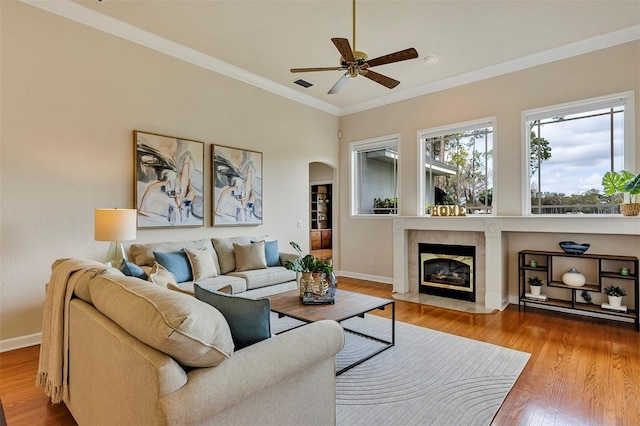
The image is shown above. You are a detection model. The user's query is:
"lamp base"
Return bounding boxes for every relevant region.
[105,241,128,269]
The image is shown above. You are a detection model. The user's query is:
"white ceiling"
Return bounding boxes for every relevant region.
[26,0,640,116]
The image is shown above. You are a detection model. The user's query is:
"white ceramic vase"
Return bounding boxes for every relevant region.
[562,268,586,287]
[530,286,542,296]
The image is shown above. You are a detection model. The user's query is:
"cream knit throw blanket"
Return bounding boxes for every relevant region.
[36,258,109,404]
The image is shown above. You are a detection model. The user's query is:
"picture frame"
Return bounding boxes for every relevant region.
[134,131,205,228]
[212,145,263,226]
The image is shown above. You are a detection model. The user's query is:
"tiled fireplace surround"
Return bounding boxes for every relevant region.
[392,216,640,311]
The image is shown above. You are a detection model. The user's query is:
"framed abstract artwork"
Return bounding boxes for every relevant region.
[212,145,263,226]
[134,131,205,228]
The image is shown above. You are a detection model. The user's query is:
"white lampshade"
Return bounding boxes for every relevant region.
[94,209,137,242]
[95,208,137,268]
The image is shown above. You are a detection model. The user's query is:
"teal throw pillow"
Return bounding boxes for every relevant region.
[120,260,148,280]
[154,249,193,283]
[194,284,271,350]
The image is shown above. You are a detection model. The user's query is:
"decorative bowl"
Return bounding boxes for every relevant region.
[558,241,590,255]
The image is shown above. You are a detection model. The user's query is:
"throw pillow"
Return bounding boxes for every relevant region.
[154,249,193,283]
[89,275,233,367]
[194,284,271,350]
[252,239,280,267]
[120,260,148,280]
[184,247,218,280]
[148,262,177,288]
[233,241,267,272]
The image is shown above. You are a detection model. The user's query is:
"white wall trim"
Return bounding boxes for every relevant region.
[340,25,640,116]
[337,270,393,285]
[20,0,341,116]
[19,0,639,118]
[1,332,42,353]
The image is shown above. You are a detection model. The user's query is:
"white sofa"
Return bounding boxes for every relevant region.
[128,237,298,298]
[52,260,344,425]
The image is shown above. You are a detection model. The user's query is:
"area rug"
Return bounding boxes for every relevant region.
[271,313,530,426]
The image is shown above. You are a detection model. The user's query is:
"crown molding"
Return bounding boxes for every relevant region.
[20,1,639,118]
[20,0,342,116]
[340,25,640,116]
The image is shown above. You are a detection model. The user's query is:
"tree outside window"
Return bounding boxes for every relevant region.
[420,120,494,215]
[524,92,631,215]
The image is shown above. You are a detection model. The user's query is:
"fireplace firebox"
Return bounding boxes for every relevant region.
[419,243,475,302]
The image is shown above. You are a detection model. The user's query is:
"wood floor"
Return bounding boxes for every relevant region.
[1,277,638,425]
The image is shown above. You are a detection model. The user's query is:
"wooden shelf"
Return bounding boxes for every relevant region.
[518,250,639,332]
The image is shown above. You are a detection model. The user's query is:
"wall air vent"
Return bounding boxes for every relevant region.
[293,79,313,88]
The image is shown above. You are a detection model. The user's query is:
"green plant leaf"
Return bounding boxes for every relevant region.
[601,171,625,195]
[623,173,640,195]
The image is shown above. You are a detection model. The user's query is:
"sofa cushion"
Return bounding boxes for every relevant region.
[194,284,271,350]
[228,266,296,290]
[129,239,220,272]
[185,247,218,280]
[120,260,148,280]
[89,275,234,367]
[169,275,247,295]
[148,262,177,288]
[252,239,280,267]
[211,237,253,274]
[154,249,193,283]
[234,241,267,272]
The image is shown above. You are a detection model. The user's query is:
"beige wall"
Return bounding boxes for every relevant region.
[338,41,640,280]
[0,1,338,343]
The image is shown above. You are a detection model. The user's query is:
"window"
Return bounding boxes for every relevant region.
[418,119,494,215]
[523,92,634,215]
[350,135,399,216]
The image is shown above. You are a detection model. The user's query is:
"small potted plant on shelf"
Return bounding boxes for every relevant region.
[604,285,627,307]
[602,170,640,216]
[527,276,544,296]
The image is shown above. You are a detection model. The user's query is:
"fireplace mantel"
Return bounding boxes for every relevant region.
[392,216,640,310]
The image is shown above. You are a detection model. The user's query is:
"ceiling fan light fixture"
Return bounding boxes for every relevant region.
[422,54,437,63]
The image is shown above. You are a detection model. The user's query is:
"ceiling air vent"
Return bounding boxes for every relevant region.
[293,79,313,88]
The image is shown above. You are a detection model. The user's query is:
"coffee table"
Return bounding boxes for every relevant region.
[269,289,395,375]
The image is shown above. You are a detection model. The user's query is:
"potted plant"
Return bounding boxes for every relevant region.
[604,285,627,307]
[283,241,333,297]
[373,197,398,214]
[527,276,544,296]
[602,170,640,216]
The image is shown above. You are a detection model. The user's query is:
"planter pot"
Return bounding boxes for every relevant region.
[620,203,640,216]
[530,286,542,296]
[607,295,623,307]
[562,268,586,287]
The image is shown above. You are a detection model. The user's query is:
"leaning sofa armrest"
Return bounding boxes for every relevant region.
[160,320,344,424]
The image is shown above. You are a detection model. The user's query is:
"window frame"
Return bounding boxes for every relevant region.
[521,91,636,216]
[349,134,401,217]
[417,117,497,216]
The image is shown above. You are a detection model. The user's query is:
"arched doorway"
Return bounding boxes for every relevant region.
[309,162,335,262]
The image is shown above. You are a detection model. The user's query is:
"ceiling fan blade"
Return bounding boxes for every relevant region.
[328,72,351,94]
[331,38,355,64]
[291,66,344,73]
[366,48,419,68]
[361,70,400,89]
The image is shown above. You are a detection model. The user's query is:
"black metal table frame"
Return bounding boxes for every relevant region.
[273,300,395,376]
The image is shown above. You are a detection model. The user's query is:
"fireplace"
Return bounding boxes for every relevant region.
[419,243,475,302]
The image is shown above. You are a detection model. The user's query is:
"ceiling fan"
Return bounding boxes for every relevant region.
[291,0,419,94]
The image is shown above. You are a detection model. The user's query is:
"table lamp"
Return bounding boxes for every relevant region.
[94,208,137,268]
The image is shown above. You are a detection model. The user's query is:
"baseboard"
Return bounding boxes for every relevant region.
[0,332,41,353]
[337,270,393,285]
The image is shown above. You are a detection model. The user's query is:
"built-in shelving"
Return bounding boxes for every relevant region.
[518,250,639,331]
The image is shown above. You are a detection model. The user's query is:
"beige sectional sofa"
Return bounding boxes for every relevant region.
[44,259,344,425]
[128,236,298,298]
